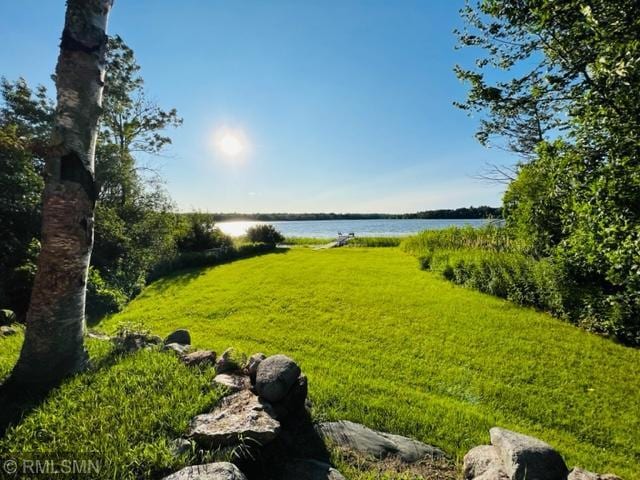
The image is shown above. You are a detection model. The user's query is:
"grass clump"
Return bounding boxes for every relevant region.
[99,248,640,478]
[348,237,403,247]
[414,248,571,318]
[0,335,223,480]
[283,237,333,246]
[401,226,636,341]
[401,224,513,254]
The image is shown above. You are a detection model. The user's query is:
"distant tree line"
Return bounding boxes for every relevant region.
[209,206,502,222]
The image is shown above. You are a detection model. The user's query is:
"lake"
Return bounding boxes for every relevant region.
[217,218,494,238]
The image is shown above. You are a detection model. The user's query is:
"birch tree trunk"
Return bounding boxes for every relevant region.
[11,0,113,387]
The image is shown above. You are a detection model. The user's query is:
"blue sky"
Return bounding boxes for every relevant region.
[0,1,514,213]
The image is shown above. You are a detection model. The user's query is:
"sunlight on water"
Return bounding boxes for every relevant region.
[217,221,265,237]
[216,219,493,238]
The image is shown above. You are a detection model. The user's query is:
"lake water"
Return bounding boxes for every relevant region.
[217,218,493,238]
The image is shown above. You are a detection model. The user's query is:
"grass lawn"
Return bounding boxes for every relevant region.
[1,247,638,479]
[98,247,639,478]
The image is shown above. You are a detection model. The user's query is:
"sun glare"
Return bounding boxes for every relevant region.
[212,127,249,160]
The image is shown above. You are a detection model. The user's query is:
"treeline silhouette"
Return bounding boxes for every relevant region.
[207,206,502,222]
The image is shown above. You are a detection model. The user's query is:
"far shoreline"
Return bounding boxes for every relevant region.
[185,206,503,222]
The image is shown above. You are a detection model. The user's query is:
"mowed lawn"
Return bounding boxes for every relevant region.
[100,247,640,478]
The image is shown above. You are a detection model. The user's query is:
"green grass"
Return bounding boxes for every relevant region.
[283,236,333,245]
[94,247,638,478]
[1,247,638,479]
[0,336,224,480]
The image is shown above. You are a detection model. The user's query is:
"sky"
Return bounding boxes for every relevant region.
[0,0,515,213]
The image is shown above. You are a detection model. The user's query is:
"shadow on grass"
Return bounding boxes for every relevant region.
[87,247,290,327]
[0,338,152,437]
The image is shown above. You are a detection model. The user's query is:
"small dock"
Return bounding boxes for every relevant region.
[315,233,355,249]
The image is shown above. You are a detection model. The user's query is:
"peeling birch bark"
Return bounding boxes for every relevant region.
[11,0,114,387]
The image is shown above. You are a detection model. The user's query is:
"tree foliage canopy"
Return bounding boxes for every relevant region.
[457,0,640,342]
[0,36,183,320]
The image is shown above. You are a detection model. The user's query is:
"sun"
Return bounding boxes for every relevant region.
[213,127,248,159]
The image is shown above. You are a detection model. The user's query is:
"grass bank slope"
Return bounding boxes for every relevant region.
[100,248,639,478]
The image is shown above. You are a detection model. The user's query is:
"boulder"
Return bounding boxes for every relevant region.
[215,348,243,374]
[474,468,512,480]
[255,354,301,402]
[0,326,18,337]
[280,458,345,480]
[463,445,508,480]
[161,462,246,480]
[273,374,308,418]
[245,352,266,383]
[165,329,191,345]
[183,350,216,367]
[113,331,162,353]
[87,331,111,341]
[213,373,251,392]
[163,342,192,355]
[568,468,622,480]
[489,427,568,480]
[0,309,16,326]
[188,390,280,448]
[169,438,193,457]
[317,421,444,463]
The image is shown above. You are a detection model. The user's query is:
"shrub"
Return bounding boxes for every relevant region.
[402,224,514,255]
[246,224,284,245]
[401,226,640,342]
[147,242,276,282]
[86,267,127,320]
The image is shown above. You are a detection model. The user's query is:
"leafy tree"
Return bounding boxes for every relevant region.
[97,35,181,206]
[176,212,233,253]
[457,0,640,342]
[89,36,183,304]
[0,36,183,321]
[0,125,43,315]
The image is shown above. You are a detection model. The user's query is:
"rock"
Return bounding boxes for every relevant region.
[464,445,508,480]
[161,462,246,480]
[169,438,193,456]
[87,331,111,341]
[0,326,17,336]
[113,331,162,353]
[188,390,280,448]
[490,427,568,480]
[474,468,512,480]
[318,421,445,463]
[280,458,345,480]
[183,350,216,367]
[163,342,192,355]
[245,352,266,383]
[255,354,301,402]
[213,373,251,392]
[0,309,16,326]
[568,468,599,480]
[273,374,309,419]
[215,348,243,374]
[568,468,622,480]
[165,329,191,345]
